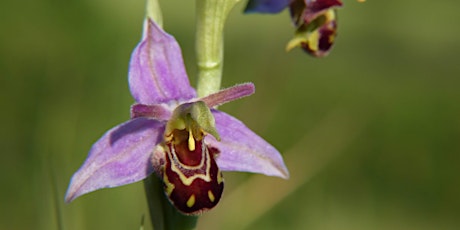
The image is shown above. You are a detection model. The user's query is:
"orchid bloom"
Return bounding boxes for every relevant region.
[65,19,289,215]
[245,0,343,57]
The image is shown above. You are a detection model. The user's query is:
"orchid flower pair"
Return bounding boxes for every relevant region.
[246,0,343,57]
[65,19,289,215]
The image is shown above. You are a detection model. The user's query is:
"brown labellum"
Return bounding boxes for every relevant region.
[162,129,224,215]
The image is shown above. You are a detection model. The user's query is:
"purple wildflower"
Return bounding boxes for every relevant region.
[65,19,289,215]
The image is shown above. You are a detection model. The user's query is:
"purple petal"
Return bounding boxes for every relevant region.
[206,111,289,179]
[199,83,255,108]
[244,0,291,14]
[130,103,172,121]
[128,19,196,105]
[65,118,165,202]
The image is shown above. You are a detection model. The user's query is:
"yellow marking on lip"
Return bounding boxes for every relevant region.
[163,173,175,196]
[208,190,215,202]
[186,195,196,208]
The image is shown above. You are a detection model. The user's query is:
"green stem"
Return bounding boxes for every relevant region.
[144,175,198,230]
[146,0,163,28]
[195,0,241,97]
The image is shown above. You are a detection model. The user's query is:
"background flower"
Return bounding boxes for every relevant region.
[245,0,343,57]
[287,0,342,57]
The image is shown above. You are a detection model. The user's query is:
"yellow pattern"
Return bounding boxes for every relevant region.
[168,141,212,186]
[186,195,196,208]
[208,190,215,202]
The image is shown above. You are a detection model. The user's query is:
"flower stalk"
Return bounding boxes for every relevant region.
[195,0,241,97]
[144,175,197,230]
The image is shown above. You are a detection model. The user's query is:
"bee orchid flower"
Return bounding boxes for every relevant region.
[65,19,289,215]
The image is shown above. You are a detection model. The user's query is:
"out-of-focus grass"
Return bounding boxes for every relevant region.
[1,0,459,229]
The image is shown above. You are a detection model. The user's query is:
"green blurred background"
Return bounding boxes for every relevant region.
[1,0,459,229]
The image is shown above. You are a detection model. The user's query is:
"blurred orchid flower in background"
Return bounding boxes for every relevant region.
[65,19,289,215]
[287,0,343,57]
[245,0,343,57]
